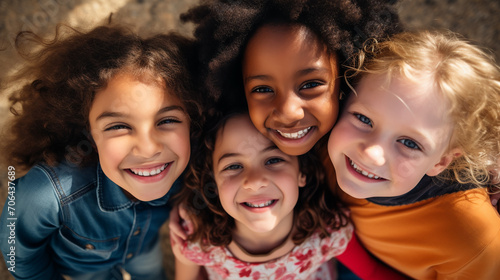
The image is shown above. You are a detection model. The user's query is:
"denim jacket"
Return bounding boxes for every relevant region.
[0,160,180,279]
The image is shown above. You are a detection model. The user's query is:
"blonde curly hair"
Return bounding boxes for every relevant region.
[349,30,500,189]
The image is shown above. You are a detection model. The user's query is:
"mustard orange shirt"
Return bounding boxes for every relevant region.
[323,155,500,279]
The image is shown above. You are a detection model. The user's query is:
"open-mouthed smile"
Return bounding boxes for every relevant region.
[275,127,312,139]
[348,158,385,180]
[243,200,276,208]
[129,163,169,177]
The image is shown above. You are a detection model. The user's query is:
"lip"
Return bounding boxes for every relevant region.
[125,162,172,183]
[240,198,278,213]
[344,156,387,182]
[268,126,315,143]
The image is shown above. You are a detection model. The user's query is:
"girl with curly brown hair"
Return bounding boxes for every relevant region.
[0,24,201,280]
[171,112,409,280]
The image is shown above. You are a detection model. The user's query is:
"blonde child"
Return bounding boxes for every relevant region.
[171,113,409,279]
[328,30,500,279]
[0,24,201,279]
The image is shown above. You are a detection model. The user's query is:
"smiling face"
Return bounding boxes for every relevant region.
[242,24,340,156]
[328,73,457,198]
[89,73,190,201]
[212,115,306,234]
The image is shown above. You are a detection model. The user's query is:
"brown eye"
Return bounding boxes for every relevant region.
[301,81,322,89]
[104,124,129,131]
[252,86,273,93]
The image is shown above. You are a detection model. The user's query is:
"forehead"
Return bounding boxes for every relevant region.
[90,73,184,115]
[215,115,272,152]
[355,73,453,131]
[356,73,444,105]
[244,23,330,63]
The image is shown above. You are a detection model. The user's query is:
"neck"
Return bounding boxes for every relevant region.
[231,213,294,255]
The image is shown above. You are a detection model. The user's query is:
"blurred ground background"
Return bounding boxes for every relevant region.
[0,0,499,279]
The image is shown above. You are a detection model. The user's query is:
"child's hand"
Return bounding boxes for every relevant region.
[169,204,193,246]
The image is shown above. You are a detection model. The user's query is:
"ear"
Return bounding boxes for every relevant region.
[298,172,307,188]
[426,148,462,177]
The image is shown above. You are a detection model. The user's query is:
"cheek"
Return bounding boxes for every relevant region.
[175,129,191,162]
[94,138,128,168]
[329,121,351,150]
[315,98,338,132]
[247,105,268,131]
[390,156,428,184]
[217,183,236,209]
[161,125,191,164]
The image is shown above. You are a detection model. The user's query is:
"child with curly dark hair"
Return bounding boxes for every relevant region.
[171,112,409,280]
[180,0,402,156]
[0,24,201,280]
[169,0,404,278]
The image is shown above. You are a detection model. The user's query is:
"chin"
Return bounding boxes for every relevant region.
[337,181,371,199]
[278,143,314,156]
[133,190,168,202]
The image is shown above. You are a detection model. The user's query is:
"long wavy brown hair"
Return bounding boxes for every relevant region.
[0,24,203,173]
[175,112,349,248]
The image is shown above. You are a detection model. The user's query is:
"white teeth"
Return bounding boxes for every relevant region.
[350,160,381,180]
[245,200,274,208]
[130,164,168,177]
[276,127,312,139]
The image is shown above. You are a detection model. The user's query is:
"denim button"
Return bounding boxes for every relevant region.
[85,244,95,250]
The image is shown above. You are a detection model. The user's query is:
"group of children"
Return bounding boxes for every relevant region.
[1,0,500,279]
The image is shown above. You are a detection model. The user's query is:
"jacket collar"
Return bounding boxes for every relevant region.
[96,164,175,212]
[367,175,479,206]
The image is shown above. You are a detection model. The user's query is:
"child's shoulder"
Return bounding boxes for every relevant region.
[17,160,98,200]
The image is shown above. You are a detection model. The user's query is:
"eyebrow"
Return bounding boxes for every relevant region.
[296,67,330,77]
[217,144,278,164]
[244,67,330,84]
[95,105,185,122]
[244,74,271,84]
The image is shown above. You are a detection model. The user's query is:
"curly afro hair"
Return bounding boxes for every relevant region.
[181,0,403,109]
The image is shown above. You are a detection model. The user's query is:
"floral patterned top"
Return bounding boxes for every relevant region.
[179,223,353,280]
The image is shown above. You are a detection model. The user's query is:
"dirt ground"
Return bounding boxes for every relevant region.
[1,0,499,279]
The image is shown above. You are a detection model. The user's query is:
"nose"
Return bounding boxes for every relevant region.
[133,130,162,159]
[361,144,386,166]
[273,92,305,125]
[243,168,268,191]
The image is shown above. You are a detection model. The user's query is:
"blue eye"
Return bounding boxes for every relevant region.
[223,164,242,171]
[158,118,181,126]
[301,81,322,89]
[354,113,372,127]
[266,157,284,165]
[398,139,421,150]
